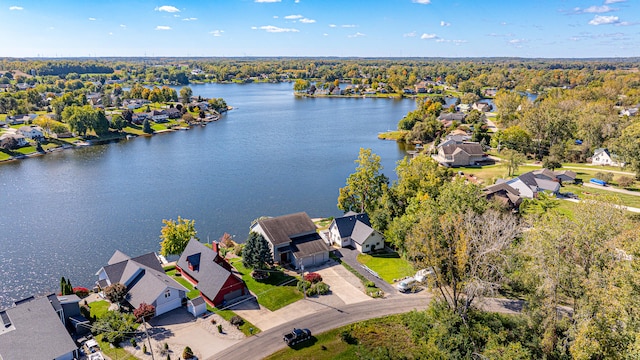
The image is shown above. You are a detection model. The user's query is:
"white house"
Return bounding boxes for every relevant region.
[592,148,624,167]
[0,132,29,147]
[96,251,187,317]
[328,212,384,253]
[18,125,44,140]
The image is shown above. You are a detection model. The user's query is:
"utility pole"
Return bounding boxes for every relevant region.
[300,264,306,298]
[143,317,156,360]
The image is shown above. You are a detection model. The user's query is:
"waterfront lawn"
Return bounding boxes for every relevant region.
[377,130,406,141]
[229,258,303,311]
[457,164,540,184]
[166,269,200,299]
[95,334,138,360]
[88,300,110,320]
[357,251,415,284]
[0,150,11,161]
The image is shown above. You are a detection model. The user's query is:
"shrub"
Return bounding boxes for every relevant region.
[297,280,312,293]
[304,272,323,283]
[130,338,137,347]
[73,287,90,298]
[164,343,169,350]
[365,281,376,288]
[234,244,244,257]
[183,346,194,359]
[143,344,147,354]
[230,316,244,327]
[313,282,330,295]
[217,324,223,333]
[80,305,91,320]
[306,286,318,297]
[617,176,635,188]
[340,330,358,345]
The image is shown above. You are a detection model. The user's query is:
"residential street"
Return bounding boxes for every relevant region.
[208,295,526,360]
[583,182,640,196]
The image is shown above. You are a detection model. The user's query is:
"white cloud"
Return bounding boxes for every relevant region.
[258,25,299,32]
[589,15,619,25]
[421,33,437,39]
[500,21,507,26]
[412,0,431,4]
[9,6,23,10]
[285,14,303,19]
[251,26,257,30]
[155,5,180,13]
[509,39,523,44]
[120,24,127,28]
[329,24,337,28]
[348,32,365,38]
[108,32,113,36]
[295,0,300,2]
[255,0,281,2]
[210,30,224,36]
[403,31,417,37]
[182,17,197,21]
[341,24,356,28]
[323,33,328,36]
[440,21,450,27]
[155,25,172,30]
[604,0,625,3]
[88,17,96,21]
[273,15,279,18]
[299,18,315,23]
[572,5,615,14]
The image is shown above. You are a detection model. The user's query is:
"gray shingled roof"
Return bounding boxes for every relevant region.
[350,221,375,245]
[258,212,317,246]
[440,143,485,156]
[177,239,238,302]
[290,233,330,258]
[108,250,131,265]
[0,296,77,360]
[333,213,372,238]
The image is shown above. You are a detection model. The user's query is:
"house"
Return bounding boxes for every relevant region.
[18,125,44,140]
[0,132,29,148]
[96,251,187,317]
[456,103,471,112]
[57,294,90,335]
[437,112,467,122]
[592,148,624,167]
[150,110,169,123]
[251,212,330,270]
[483,182,522,210]
[504,171,561,199]
[166,107,181,119]
[473,102,492,112]
[328,212,384,253]
[0,295,79,360]
[483,88,498,97]
[554,170,577,184]
[176,239,248,308]
[433,142,488,167]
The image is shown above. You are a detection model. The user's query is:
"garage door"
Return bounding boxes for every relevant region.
[155,297,182,316]
[223,289,243,302]
[314,253,327,265]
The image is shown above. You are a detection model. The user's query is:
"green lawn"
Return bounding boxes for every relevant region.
[457,165,541,184]
[229,258,303,311]
[0,150,11,161]
[166,269,200,299]
[88,300,110,320]
[357,252,415,284]
[95,334,139,360]
[563,184,640,209]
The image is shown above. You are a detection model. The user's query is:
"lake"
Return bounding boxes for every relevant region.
[0,82,417,306]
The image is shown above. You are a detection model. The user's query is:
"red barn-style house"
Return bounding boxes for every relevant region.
[176,239,249,307]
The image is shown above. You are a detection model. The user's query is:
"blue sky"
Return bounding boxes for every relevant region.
[0,0,638,58]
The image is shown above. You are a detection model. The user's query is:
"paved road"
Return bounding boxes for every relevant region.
[207,296,433,360]
[583,182,640,197]
[208,295,527,360]
[335,247,397,296]
[563,166,635,176]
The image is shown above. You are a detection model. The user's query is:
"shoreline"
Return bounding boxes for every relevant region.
[0,111,227,164]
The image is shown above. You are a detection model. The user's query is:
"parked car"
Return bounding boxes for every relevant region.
[283,328,312,346]
[396,277,418,293]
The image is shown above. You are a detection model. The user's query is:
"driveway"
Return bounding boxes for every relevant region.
[229,260,372,331]
[336,247,397,296]
[123,308,243,360]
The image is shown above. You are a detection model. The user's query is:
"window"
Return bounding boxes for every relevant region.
[165,289,171,298]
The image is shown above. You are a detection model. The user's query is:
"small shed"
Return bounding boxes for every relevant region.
[187,296,207,317]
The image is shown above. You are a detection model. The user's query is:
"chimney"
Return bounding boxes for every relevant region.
[212,241,219,253]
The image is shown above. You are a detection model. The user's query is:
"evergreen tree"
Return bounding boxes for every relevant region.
[242,232,273,272]
[142,119,153,134]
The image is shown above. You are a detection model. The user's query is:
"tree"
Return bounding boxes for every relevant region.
[133,302,156,323]
[337,148,389,214]
[405,208,520,318]
[180,86,193,104]
[142,119,153,134]
[159,216,198,256]
[293,79,310,92]
[110,114,127,131]
[60,276,73,295]
[491,126,532,154]
[242,232,273,272]
[501,149,526,177]
[614,122,640,178]
[104,282,127,307]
